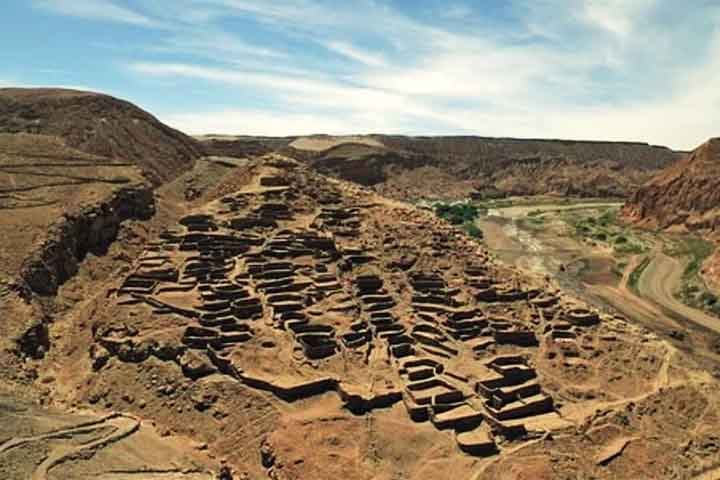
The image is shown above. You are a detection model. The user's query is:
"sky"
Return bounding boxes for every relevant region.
[1,0,719,149]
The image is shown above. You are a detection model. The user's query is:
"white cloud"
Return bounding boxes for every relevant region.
[33,0,160,27]
[74,0,719,149]
[159,30,286,60]
[162,108,411,136]
[579,0,656,38]
[442,4,472,20]
[325,41,387,67]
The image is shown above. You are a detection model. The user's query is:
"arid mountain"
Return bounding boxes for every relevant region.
[279,135,682,201]
[0,88,201,183]
[2,92,720,479]
[197,134,293,159]
[622,138,720,289]
[623,138,720,232]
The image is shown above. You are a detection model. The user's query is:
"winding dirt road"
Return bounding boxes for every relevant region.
[0,410,214,480]
[638,253,720,334]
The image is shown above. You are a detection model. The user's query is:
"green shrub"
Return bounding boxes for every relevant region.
[434,203,480,225]
[598,209,617,226]
[463,221,483,239]
[700,292,718,306]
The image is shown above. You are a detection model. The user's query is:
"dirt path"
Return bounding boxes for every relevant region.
[0,410,216,480]
[0,413,121,454]
[32,414,140,480]
[584,253,683,332]
[0,413,140,480]
[638,253,720,334]
[486,202,623,218]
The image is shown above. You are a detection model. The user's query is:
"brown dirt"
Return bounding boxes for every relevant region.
[285,134,681,201]
[1,93,719,480]
[0,88,201,184]
[3,153,713,479]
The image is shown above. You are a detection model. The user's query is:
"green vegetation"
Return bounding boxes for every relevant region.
[0,277,10,298]
[433,202,484,239]
[463,221,483,239]
[669,236,719,317]
[565,207,648,255]
[612,260,628,279]
[677,237,714,279]
[680,282,720,317]
[628,256,651,293]
[434,203,480,225]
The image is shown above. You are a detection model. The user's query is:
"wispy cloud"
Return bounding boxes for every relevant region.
[158,30,286,60]
[18,0,720,149]
[325,41,387,67]
[441,4,472,20]
[32,0,160,27]
[578,0,656,38]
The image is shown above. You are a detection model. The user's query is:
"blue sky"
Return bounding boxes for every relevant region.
[1,0,719,149]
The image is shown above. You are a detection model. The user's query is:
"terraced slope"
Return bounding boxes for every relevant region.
[26,154,718,479]
[0,88,201,184]
[0,133,152,291]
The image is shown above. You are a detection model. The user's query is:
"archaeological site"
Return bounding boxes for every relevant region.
[2,3,720,479]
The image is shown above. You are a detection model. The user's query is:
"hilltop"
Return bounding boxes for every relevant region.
[3,149,719,478]
[0,88,201,183]
[205,134,682,201]
[1,91,719,479]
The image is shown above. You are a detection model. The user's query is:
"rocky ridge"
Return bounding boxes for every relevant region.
[623,138,720,232]
[275,135,682,201]
[0,88,202,183]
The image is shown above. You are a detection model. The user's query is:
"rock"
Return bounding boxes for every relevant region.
[19,185,156,296]
[217,466,234,480]
[191,391,219,411]
[90,344,112,370]
[153,340,184,361]
[261,439,276,468]
[178,350,216,380]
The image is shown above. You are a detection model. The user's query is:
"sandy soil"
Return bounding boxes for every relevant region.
[478,200,720,349]
[486,202,623,219]
[0,398,215,480]
[289,135,385,151]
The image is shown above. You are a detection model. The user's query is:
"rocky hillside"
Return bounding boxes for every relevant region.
[197,135,293,159]
[0,88,201,183]
[623,138,720,231]
[285,135,681,201]
[622,138,720,290]
[3,153,718,479]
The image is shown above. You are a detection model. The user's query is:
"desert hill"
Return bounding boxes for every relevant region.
[0,88,201,183]
[2,92,720,479]
[201,134,682,201]
[623,138,720,232]
[2,152,715,479]
[622,137,720,287]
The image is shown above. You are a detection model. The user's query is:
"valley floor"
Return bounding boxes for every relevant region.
[475,197,720,360]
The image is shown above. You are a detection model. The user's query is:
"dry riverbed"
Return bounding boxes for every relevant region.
[476,198,720,358]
